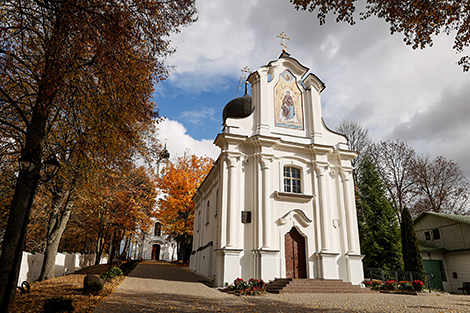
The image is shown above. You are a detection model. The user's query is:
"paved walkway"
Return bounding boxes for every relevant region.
[95,261,470,312]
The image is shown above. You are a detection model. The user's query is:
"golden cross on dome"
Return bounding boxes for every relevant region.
[235,66,251,97]
[241,66,251,79]
[277,32,290,52]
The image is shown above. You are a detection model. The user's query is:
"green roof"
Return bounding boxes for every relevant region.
[415,211,470,225]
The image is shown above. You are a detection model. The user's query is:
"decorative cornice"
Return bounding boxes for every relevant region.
[303,73,325,93]
[275,192,315,203]
[277,208,313,227]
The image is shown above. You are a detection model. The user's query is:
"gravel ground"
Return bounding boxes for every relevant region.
[94,261,470,312]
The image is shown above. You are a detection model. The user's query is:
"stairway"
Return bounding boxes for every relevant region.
[266,278,372,294]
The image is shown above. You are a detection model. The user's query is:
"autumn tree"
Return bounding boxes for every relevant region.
[410,155,470,216]
[156,154,213,262]
[290,0,470,71]
[55,163,157,265]
[0,1,196,310]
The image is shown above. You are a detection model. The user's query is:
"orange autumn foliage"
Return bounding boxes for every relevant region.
[156,154,213,237]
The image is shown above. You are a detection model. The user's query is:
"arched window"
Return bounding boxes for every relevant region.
[215,190,219,216]
[197,210,201,232]
[154,222,161,236]
[206,201,210,224]
[284,166,301,193]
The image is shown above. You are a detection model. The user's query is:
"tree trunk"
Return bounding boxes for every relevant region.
[0,170,40,311]
[108,230,115,270]
[94,217,106,265]
[0,9,68,309]
[38,190,73,281]
[0,74,54,310]
[120,236,131,260]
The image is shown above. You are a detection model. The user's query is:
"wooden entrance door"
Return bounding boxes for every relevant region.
[285,227,307,278]
[152,244,160,260]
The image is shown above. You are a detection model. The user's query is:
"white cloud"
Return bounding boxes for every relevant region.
[160,0,470,177]
[178,107,218,125]
[156,118,219,160]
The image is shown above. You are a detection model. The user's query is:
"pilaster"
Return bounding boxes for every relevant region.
[340,168,361,255]
[260,157,273,249]
[315,163,332,252]
[225,155,239,248]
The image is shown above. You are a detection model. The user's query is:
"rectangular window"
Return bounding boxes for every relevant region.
[432,228,441,240]
[284,166,301,193]
[424,231,431,241]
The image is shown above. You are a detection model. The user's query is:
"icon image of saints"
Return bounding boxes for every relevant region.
[280,90,296,121]
[274,70,304,130]
[284,72,291,82]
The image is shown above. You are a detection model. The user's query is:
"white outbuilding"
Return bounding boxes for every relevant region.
[189,51,364,287]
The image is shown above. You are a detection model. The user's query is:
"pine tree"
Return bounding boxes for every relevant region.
[401,207,426,277]
[357,156,403,270]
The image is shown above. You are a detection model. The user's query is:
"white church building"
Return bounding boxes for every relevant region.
[189,51,364,287]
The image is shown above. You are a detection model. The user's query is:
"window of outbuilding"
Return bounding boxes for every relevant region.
[424,231,431,240]
[424,229,441,241]
[284,166,301,193]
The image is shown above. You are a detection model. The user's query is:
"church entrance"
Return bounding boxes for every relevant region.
[152,244,160,260]
[284,227,307,278]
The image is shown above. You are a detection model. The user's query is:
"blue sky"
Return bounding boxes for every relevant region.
[152,0,470,177]
[154,79,235,141]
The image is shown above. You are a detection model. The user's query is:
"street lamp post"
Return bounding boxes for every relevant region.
[0,156,59,311]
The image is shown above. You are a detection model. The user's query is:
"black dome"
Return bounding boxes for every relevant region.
[222,84,253,122]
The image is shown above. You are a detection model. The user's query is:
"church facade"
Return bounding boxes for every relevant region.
[189,52,364,287]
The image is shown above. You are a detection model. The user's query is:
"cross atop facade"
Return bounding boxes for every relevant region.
[277,32,290,52]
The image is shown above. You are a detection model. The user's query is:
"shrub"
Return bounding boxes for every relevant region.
[119,259,139,275]
[100,271,112,281]
[43,296,74,313]
[84,281,103,294]
[363,280,383,291]
[371,280,383,291]
[398,281,414,292]
[412,280,424,292]
[247,278,266,295]
[382,280,398,291]
[225,278,266,295]
[100,267,122,281]
[110,266,123,277]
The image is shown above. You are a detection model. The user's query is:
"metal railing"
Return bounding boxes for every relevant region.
[363,267,434,292]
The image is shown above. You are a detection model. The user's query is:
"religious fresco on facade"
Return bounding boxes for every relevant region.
[274,70,304,130]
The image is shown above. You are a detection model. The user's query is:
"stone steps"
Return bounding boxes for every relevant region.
[266,278,372,294]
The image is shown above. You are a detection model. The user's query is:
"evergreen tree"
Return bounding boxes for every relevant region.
[401,207,426,277]
[357,156,403,270]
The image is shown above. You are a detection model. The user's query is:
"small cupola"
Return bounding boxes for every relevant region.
[222,82,253,123]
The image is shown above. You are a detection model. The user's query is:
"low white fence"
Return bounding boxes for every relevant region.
[18,251,108,286]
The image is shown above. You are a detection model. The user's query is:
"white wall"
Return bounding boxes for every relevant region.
[17,252,107,286]
[444,251,470,293]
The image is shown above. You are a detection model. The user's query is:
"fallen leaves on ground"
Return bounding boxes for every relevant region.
[11,264,125,313]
